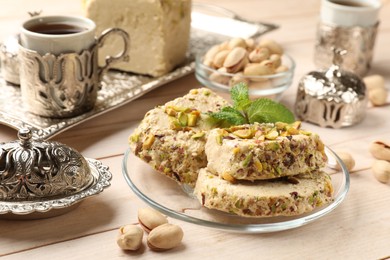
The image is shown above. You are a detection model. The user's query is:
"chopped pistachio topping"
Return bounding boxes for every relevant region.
[142,134,155,149]
[165,107,177,116]
[265,129,279,140]
[216,134,223,145]
[178,112,188,126]
[222,172,236,183]
[242,153,253,167]
[232,147,241,155]
[253,157,263,171]
[191,131,205,139]
[188,113,199,127]
[233,129,253,139]
[130,133,139,143]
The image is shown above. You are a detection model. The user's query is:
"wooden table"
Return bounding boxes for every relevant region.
[1,0,389,259]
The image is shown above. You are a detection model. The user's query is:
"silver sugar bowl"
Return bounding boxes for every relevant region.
[295,49,368,128]
[0,129,112,219]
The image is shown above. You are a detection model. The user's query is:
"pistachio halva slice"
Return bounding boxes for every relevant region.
[194,168,333,217]
[205,122,327,182]
[128,88,229,187]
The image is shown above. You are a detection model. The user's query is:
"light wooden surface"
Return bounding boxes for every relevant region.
[1,0,390,259]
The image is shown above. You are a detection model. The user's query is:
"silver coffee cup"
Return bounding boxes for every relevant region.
[314,0,381,77]
[18,15,129,118]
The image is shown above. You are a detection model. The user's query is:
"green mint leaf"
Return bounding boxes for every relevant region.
[247,98,295,124]
[230,83,251,112]
[208,106,247,126]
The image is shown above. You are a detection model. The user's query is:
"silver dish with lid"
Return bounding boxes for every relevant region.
[0,129,112,219]
[295,49,368,128]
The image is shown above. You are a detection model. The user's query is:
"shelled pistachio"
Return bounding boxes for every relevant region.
[117,225,144,251]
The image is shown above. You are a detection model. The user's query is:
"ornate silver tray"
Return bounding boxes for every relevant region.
[0,158,112,219]
[0,4,277,139]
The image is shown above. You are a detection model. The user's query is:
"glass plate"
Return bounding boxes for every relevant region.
[122,147,350,233]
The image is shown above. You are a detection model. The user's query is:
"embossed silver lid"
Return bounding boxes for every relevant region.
[0,128,112,219]
[0,128,93,201]
[295,49,368,128]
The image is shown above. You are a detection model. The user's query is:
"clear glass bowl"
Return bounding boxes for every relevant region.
[122,147,349,233]
[195,52,296,101]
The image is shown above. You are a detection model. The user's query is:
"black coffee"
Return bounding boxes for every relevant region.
[330,1,370,7]
[28,22,87,35]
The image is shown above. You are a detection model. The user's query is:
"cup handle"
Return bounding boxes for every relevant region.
[97,28,130,79]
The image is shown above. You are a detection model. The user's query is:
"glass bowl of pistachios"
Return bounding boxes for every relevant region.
[195,38,295,101]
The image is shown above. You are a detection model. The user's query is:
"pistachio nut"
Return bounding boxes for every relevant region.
[269,54,282,68]
[209,69,230,85]
[368,87,388,106]
[142,134,155,150]
[138,208,168,233]
[178,112,188,126]
[212,50,230,69]
[243,63,273,77]
[363,74,385,90]
[245,38,255,51]
[233,129,253,139]
[334,151,355,171]
[372,160,390,184]
[370,140,390,161]
[204,44,221,61]
[253,157,263,171]
[248,79,272,89]
[223,47,247,68]
[219,41,230,51]
[242,153,253,167]
[191,131,205,139]
[226,56,248,74]
[187,112,199,127]
[248,47,270,63]
[228,37,247,49]
[222,172,236,183]
[117,225,144,251]
[147,223,184,251]
[258,39,283,55]
[275,65,289,73]
[265,129,279,140]
[229,72,249,87]
[203,58,213,68]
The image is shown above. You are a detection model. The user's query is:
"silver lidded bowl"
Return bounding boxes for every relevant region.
[0,129,112,219]
[295,49,368,128]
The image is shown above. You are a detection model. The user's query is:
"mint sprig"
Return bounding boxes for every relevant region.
[209,83,295,126]
[230,82,251,112]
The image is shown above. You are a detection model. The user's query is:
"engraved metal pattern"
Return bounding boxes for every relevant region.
[0,158,112,216]
[0,129,93,201]
[19,44,99,118]
[18,27,129,118]
[0,12,275,139]
[314,21,379,77]
[295,51,367,128]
